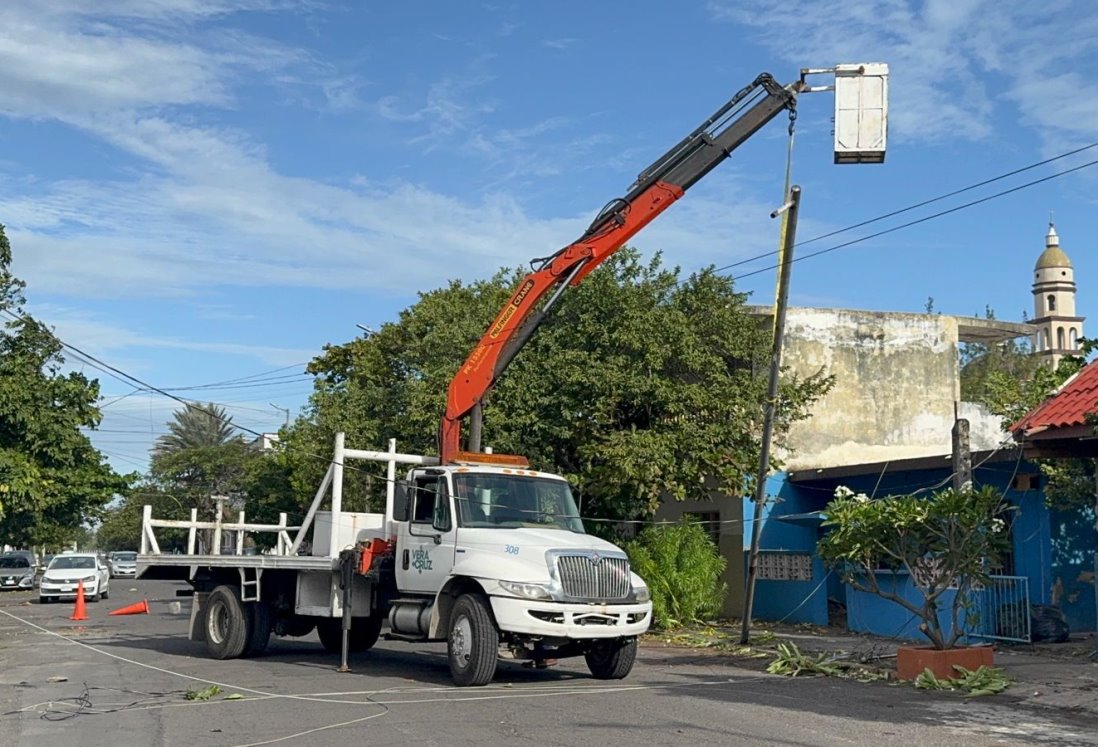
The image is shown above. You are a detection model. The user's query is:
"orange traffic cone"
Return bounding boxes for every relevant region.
[70,581,88,621]
[108,599,150,616]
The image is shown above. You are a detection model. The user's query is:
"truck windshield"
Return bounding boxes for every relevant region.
[453,474,584,533]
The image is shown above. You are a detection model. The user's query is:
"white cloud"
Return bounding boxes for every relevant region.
[707,0,1098,151]
[0,2,828,308]
[36,305,315,366]
[542,38,578,50]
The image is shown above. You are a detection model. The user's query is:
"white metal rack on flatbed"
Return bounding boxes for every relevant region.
[138,436,432,572]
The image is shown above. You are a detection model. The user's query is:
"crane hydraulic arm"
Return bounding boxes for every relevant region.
[440,73,802,464]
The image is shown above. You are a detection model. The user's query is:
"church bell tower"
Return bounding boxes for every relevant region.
[1032,221,1084,367]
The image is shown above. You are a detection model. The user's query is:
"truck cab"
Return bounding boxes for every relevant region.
[388,463,651,685]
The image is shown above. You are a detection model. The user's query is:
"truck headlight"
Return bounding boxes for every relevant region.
[632,585,651,603]
[499,581,552,600]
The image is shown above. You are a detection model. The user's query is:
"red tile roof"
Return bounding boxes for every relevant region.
[1012,360,1098,434]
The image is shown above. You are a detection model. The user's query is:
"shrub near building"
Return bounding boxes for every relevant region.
[625,521,727,629]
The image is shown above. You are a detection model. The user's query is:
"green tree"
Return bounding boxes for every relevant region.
[240,451,301,551]
[97,486,189,553]
[288,248,831,522]
[0,225,127,547]
[818,486,1012,650]
[153,403,237,458]
[959,308,1044,414]
[961,325,1095,509]
[149,403,258,524]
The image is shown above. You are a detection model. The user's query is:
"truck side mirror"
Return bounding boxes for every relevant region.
[392,481,411,521]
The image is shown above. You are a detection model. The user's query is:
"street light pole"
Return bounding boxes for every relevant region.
[269,403,290,428]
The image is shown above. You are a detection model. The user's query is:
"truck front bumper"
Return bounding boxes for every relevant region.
[489,596,651,638]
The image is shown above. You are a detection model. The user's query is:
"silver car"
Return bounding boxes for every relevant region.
[109,551,138,578]
[0,555,36,591]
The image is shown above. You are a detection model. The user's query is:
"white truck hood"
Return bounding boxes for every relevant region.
[453,527,628,584]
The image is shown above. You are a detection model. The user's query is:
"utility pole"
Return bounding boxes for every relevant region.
[740,185,801,645]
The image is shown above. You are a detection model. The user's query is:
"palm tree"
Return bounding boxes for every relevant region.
[150,403,246,553]
[152,403,237,459]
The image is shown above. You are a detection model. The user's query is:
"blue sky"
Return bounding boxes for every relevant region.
[2,1,1097,473]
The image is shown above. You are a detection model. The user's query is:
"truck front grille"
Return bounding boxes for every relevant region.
[555,554,631,601]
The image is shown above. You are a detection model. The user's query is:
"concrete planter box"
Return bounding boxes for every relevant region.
[896,644,994,680]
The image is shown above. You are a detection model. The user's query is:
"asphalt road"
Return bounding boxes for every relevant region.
[1,579,1096,747]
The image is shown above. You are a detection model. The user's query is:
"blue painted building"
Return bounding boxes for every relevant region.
[657,224,1096,639]
[746,453,1096,639]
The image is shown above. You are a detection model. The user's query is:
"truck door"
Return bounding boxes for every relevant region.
[396,474,457,595]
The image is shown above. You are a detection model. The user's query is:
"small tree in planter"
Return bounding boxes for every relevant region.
[817,485,1012,678]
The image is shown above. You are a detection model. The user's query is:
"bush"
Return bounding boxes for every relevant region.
[624,520,726,628]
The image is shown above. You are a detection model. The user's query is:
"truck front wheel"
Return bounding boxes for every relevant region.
[448,594,498,687]
[205,585,251,660]
[584,637,637,680]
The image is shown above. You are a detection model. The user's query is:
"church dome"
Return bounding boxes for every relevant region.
[1035,223,1072,270]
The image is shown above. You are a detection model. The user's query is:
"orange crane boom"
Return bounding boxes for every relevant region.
[440,73,801,464]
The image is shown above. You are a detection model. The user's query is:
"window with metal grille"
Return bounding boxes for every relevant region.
[685,511,721,547]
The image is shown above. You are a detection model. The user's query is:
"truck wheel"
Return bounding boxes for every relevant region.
[448,594,498,687]
[275,616,315,638]
[584,637,637,680]
[353,615,384,652]
[317,617,382,653]
[316,619,343,653]
[205,585,251,660]
[244,601,273,657]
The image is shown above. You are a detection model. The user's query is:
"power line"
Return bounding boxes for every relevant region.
[162,363,310,390]
[730,155,1098,282]
[712,140,1098,276]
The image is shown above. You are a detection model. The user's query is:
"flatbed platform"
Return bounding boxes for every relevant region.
[137,554,337,580]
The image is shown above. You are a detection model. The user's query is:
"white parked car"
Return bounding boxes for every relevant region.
[39,553,110,603]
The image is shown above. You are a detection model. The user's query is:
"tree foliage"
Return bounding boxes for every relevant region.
[818,486,1012,649]
[97,486,189,553]
[289,248,831,521]
[962,326,1095,510]
[149,403,260,522]
[0,224,127,547]
[153,403,238,458]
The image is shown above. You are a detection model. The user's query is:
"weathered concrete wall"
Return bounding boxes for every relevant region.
[777,308,1003,471]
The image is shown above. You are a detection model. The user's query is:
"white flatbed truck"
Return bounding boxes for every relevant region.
[138,434,652,686]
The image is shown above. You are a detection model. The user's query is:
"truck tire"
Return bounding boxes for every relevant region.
[205,585,251,660]
[584,637,637,680]
[354,615,384,651]
[316,616,383,653]
[316,618,343,653]
[447,594,498,687]
[275,616,316,638]
[244,601,273,657]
